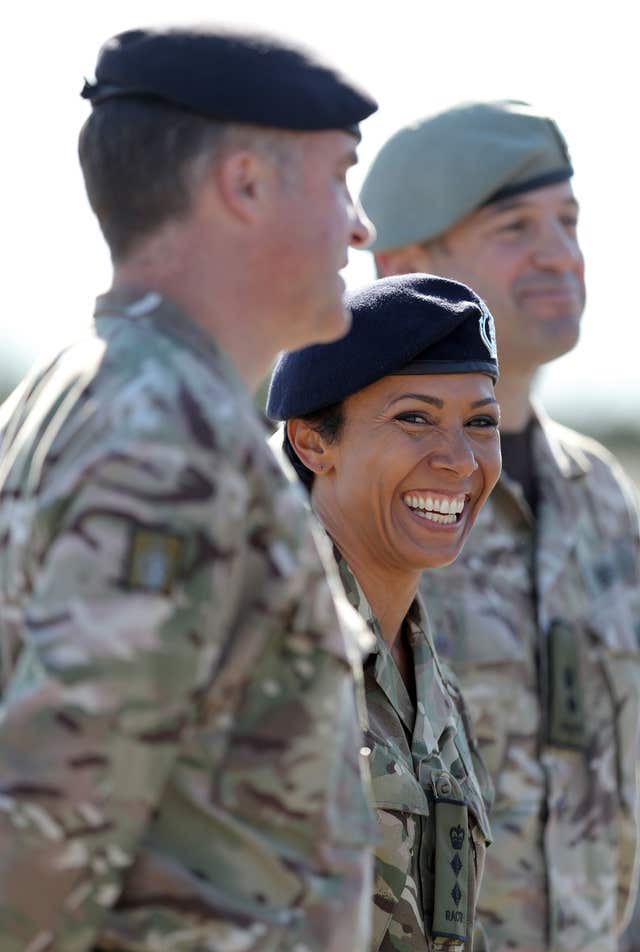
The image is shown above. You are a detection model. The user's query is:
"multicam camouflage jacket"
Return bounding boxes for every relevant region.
[336,556,493,952]
[0,290,377,952]
[421,408,640,952]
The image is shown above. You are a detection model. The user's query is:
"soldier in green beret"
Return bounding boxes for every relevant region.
[0,25,379,952]
[360,100,640,951]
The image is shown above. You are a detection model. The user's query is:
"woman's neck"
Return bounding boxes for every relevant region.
[331,533,419,648]
[360,569,418,648]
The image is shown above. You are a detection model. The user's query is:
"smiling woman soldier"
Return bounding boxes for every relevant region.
[267,273,501,952]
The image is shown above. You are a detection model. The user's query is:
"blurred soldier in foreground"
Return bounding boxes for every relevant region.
[0,26,378,951]
[360,100,640,951]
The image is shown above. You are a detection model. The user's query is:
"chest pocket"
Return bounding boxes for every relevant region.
[580,563,640,811]
[584,584,640,926]
[451,654,537,791]
[587,592,640,792]
[369,732,492,951]
[424,552,538,788]
[368,724,430,950]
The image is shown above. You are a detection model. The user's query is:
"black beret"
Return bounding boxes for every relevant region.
[267,274,499,421]
[81,27,377,132]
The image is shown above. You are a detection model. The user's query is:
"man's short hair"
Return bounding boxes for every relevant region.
[78,99,228,261]
[78,101,298,261]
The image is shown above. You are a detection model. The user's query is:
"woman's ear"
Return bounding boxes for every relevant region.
[287,419,336,475]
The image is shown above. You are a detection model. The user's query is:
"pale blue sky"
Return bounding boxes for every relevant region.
[3,0,638,429]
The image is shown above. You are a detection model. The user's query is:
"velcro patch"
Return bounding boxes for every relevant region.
[547,619,586,750]
[125,528,183,593]
[432,798,469,943]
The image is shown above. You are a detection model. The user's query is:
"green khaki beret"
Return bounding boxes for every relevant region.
[359,100,573,252]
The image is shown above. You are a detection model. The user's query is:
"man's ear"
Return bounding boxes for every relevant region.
[214,148,274,224]
[375,243,432,278]
[287,419,336,475]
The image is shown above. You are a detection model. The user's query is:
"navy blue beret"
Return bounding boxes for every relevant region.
[267,274,498,421]
[81,27,377,132]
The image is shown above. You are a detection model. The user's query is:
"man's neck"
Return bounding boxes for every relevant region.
[111,233,276,394]
[494,369,535,433]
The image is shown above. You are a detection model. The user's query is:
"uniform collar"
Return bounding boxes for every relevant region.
[334,553,426,652]
[530,402,592,481]
[93,289,249,402]
[491,403,591,527]
[528,403,591,599]
[334,553,378,634]
[334,552,432,734]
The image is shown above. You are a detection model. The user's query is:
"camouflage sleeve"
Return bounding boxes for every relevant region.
[0,436,245,950]
[619,501,640,949]
[616,463,640,946]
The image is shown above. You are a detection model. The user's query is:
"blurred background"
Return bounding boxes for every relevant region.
[3,1,639,483]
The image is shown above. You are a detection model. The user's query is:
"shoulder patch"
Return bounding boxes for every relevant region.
[125,528,183,593]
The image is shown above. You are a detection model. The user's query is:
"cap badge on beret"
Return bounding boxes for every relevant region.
[479,304,498,359]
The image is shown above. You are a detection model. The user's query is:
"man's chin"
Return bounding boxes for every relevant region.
[315,300,352,344]
[536,319,581,364]
[284,297,351,354]
[520,290,585,323]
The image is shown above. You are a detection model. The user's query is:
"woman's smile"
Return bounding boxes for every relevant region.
[401,490,469,526]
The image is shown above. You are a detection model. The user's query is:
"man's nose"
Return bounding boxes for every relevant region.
[532,219,583,272]
[349,200,376,250]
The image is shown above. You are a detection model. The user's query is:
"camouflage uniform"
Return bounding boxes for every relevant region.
[0,290,377,952]
[421,408,640,951]
[335,556,493,952]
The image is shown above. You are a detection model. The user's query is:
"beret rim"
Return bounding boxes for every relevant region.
[269,361,498,421]
[365,163,574,252]
[391,359,498,379]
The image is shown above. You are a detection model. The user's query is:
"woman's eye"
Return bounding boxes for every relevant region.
[467,415,499,429]
[396,412,430,425]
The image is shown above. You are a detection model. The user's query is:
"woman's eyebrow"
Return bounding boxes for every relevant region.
[471,397,499,409]
[387,393,444,409]
[386,394,498,410]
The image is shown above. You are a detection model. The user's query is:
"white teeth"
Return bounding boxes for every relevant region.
[415,510,457,525]
[402,493,466,519]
